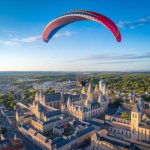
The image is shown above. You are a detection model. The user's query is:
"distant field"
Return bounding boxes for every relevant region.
[0,71,149,93]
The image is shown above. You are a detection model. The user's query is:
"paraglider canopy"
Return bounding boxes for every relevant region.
[42,10,121,43]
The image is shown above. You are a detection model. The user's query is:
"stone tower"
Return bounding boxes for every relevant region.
[87,81,94,101]
[131,104,141,140]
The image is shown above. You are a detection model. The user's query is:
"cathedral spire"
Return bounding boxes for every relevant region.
[67,97,72,107]
[81,86,86,94]
[39,91,43,99]
[87,79,93,93]
[94,84,98,92]
[35,91,39,101]
[98,93,102,104]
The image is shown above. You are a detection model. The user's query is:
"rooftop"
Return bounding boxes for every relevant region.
[132,104,141,113]
[52,126,94,148]
[45,92,61,102]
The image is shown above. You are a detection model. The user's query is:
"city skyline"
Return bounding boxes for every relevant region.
[0,0,150,71]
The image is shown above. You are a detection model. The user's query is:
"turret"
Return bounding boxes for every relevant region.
[98,93,103,104]
[81,86,86,94]
[35,91,39,101]
[67,97,72,107]
[106,88,109,100]
[61,104,64,112]
[39,91,43,100]
[99,78,105,90]
[87,83,93,94]
[94,84,98,93]
[33,99,36,106]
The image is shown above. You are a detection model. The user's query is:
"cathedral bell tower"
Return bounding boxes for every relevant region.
[131,104,141,140]
[87,81,94,100]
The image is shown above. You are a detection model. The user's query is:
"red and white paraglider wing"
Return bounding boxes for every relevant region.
[42,10,121,42]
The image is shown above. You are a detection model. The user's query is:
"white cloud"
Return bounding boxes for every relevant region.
[0,36,41,46]
[54,31,76,38]
[0,35,41,46]
[11,31,76,42]
[117,16,150,29]
[0,40,18,46]
[11,36,41,43]
[0,31,76,46]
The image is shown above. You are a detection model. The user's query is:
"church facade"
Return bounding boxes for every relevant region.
[35,91,62,109]
[105,102,150,142]
[62,79,109,121]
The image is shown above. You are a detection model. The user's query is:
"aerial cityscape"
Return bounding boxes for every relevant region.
[0,0,150,150]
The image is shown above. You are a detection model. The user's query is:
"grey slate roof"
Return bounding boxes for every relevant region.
[132,104,141,113]
[95,133,131,148]
[87,83,93,93]
[52,126,94,148]
[32,116,61,125]
[0,139,9,145]
[45,93,61,102]
[45,110,61,118]
[63,94,80,103]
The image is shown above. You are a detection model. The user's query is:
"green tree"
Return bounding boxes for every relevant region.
[121,112,129,119]
[0,127,7,134]
[113,99,121,107]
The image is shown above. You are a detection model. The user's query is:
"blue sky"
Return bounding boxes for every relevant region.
[0,0,150,71]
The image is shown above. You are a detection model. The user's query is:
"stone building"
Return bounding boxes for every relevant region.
[30,99,62,133]
[105,102,150,144]
[62,79,109,121]
[18,124,95,150]
[131,104,150,141]
[35,91,62,109]
[16,91,72,134]
[91,129,150,150]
